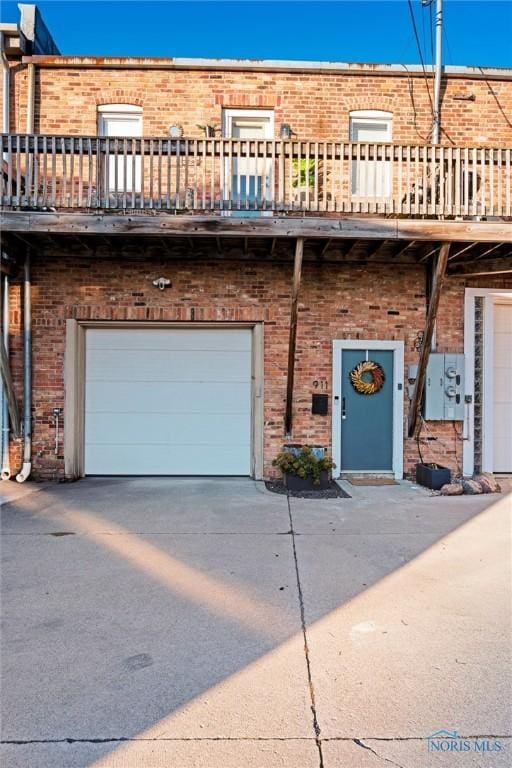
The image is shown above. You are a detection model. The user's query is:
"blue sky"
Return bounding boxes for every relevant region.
[1,1,511,67]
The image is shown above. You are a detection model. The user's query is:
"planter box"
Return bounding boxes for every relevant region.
[285,470,330,492]
[415,463,451,490]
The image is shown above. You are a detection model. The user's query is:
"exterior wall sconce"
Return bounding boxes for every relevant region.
[280,123,292,139]
[169,124,183,138]
[152,277,171,291]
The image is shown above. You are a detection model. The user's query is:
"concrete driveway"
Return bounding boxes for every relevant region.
[1,477,511,767]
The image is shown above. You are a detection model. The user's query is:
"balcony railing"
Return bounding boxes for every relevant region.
[1,134,511,217]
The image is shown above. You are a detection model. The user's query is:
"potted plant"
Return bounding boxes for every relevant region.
[197,123,218,138]
[273,445,335,491]
[415,462,451,490]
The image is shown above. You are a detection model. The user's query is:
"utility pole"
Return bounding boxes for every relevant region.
[432,0,443,143]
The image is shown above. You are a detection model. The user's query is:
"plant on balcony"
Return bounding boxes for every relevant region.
[292,158,315,188]
[272,445,335,490]
[197,123,219,138]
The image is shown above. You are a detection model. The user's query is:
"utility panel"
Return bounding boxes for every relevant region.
[424,353,465,421]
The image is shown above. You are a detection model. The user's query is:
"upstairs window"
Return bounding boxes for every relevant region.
[98,104,143,194]
[349,110,392,198]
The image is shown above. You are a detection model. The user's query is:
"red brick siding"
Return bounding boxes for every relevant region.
[6,255,511,480]
[7,65,512,146]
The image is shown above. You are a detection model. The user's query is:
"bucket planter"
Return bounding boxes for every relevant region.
[273,445,335,492]
[415,462,451,490]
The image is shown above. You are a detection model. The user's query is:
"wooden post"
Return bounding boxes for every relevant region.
[408,242,450,437]
[0,340,21,438]
[284,237,304,435]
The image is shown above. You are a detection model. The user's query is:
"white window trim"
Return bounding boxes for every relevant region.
[463,288,512,476]
[332,339,404,480]
[349,109,393,140]
[222,108,274,138]
[97,104,143,114]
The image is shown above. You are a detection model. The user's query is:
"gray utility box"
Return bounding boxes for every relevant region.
[424,353,465,421]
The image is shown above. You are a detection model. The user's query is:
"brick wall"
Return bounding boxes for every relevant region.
[7,63,512,146]
[5,253,511,480]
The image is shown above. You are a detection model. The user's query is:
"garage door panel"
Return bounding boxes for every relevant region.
[85,412,251,446]
[86,381,251,414]
[87,328,252,352]
[86,349,252,383]
[85,444,251,476]
[84,328,253,475]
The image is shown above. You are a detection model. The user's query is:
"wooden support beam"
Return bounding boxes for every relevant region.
[3,212,511,244]
[0,340,21,438]
[448,241,478,261]
[320,238,332,258]
[408,243,450,438]
[419,244,440,263]
[448,256,512,277]
[343,241,361,260]
[284,237,304,436]
[474,242,504,260]
[394,240,416,259]
[366,239,388,259]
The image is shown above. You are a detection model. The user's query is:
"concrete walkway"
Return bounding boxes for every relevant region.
[1,477,511,767]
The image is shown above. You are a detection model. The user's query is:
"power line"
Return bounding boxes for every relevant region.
[406,0,435,121]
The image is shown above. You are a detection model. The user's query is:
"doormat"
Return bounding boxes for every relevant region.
[347,477,398,486]
[265,480,351,499]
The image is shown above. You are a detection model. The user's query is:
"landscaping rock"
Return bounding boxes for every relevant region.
[462,479,484,495]
[473,473,501,494]
[440,483,464,496]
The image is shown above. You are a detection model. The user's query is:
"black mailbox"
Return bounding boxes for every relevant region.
[312,394,328,415]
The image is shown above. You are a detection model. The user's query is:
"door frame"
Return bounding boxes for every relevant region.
[332,339,404,479]
[463,288,512,476]
[64,320,264,480]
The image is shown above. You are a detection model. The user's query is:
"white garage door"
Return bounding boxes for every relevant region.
[493,303,512,473]
[84,328,252,475]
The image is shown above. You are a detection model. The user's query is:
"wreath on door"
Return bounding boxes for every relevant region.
[349,360,386,395]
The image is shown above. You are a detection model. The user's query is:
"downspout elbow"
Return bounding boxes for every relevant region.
[16,461,31,483]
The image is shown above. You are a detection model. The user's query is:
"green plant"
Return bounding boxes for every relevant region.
[292,158,315,188]
[272,445,335,485]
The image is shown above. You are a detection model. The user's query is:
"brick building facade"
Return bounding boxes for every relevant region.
[1,7,511,483]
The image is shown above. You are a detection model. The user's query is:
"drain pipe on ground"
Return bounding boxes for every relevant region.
[16,251,32,483]
[1,274,11,480]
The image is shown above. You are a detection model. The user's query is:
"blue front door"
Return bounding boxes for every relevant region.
[340,349,394,471]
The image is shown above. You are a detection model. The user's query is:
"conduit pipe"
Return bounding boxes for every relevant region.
[16,251,32,482]
[1,275,11,479]
[0,32,9,134]
[26,62,35,133]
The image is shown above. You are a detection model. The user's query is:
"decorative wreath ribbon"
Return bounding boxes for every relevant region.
[349,360,386,395]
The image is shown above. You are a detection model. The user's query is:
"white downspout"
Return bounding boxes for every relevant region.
[16,251,31,482]
[1,274,11,480]
[1,33,11,480]
[26,61,35,133]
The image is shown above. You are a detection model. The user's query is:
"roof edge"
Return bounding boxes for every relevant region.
[21,55,512,79]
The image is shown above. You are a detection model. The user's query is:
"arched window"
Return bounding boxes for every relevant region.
[98,104,143,194]
[349,110,392,199]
